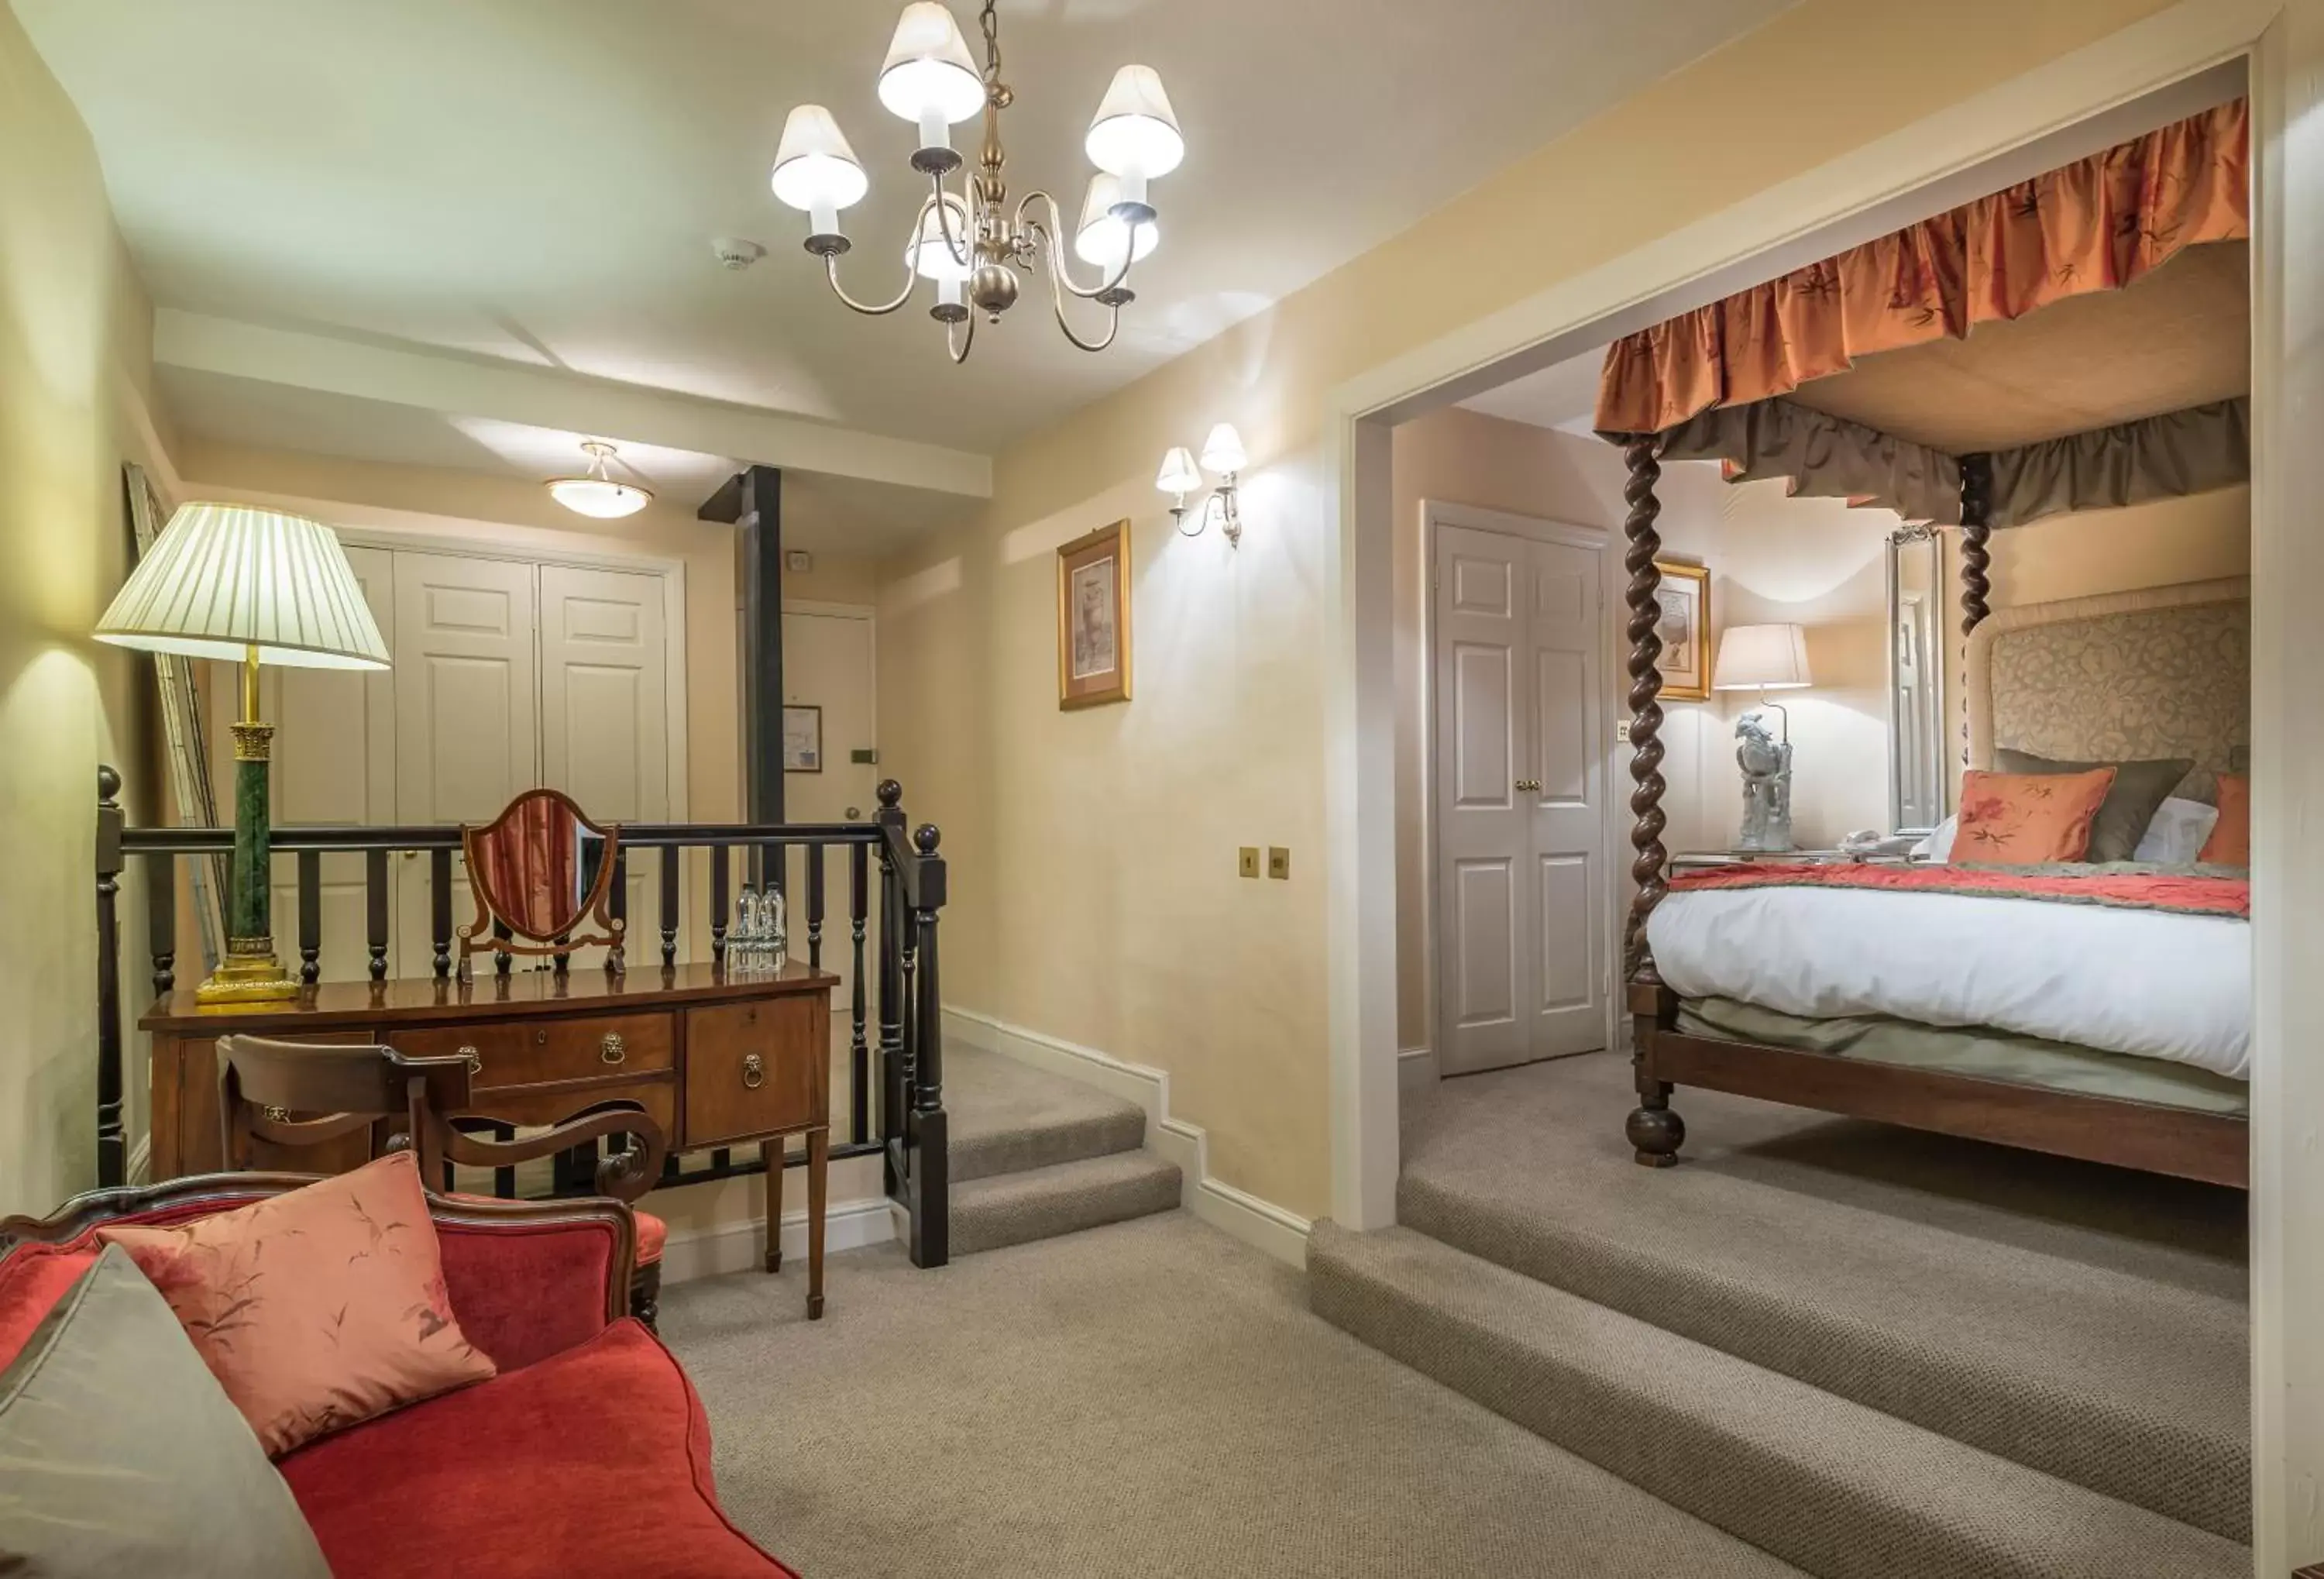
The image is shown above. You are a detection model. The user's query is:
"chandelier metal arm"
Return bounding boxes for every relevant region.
[946,306,976,363]
[1016,191,1136,301]
[824,168,971,317]
[1036,253,1123,353]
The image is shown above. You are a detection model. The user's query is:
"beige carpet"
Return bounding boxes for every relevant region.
[660,1213,1805,1579]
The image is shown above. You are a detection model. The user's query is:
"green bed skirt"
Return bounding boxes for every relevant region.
[1673,996,2250,1117]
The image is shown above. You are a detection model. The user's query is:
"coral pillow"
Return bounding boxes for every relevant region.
[99,1152,494,1456]
[2200,773,2250,865]
[1954,768,2116,864]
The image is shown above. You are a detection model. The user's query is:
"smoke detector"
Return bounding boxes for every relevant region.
[713,237,768,271]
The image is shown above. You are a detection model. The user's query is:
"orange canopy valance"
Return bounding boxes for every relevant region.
[1594,98,2249,437]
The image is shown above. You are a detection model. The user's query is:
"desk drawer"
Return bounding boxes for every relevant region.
[390,1013,673,1091]
[684,999,827,1148]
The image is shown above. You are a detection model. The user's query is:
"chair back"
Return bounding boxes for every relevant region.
[216,1034,473,1173]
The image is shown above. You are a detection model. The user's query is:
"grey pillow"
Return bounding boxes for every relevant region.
[1995,749,2195,863]
[0,1244,331,1577]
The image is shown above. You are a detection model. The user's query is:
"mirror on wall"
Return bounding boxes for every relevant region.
[1886,530,1947,834]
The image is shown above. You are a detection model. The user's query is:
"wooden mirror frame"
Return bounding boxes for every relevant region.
[457,787,624,979]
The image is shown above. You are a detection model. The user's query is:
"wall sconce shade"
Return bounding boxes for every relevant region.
[1155,446,1202,496]
[1198,423,1246,475]
[1712,623,1813,691]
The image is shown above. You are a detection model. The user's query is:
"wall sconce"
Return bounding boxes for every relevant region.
[1155,422,1245,545]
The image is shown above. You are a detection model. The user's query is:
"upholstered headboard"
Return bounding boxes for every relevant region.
[1965,577,2250,796]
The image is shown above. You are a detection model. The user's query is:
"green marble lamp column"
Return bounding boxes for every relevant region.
[201,645,297,1004]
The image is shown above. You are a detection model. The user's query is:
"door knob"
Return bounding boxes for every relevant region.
[1515,778,1542,793]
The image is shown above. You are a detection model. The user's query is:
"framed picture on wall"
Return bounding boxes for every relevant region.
[1651,560,1711,701]
[1057,519,1132,710]
[782,704,823,772]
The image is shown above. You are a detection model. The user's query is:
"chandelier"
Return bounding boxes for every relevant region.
[768,1,1181,363]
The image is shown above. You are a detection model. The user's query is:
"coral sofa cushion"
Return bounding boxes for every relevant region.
[1954,768,2116,864]
[280,1319,793,1577]
[99,1152,496,1456]
[0,1246,332,1577]
[2199,772,2250,865]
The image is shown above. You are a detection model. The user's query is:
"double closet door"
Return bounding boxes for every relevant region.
[219,545,674,982]
[1433,517,1610,1075]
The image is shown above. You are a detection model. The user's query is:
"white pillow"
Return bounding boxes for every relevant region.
[2132,796,2219,865]
[1911,815,1957,862]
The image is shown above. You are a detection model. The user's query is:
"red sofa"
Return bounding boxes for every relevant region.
[0,1173,794,1577]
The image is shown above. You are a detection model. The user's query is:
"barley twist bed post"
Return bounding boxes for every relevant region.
[1620,433,1686,1168]
[1957,451,1994,763]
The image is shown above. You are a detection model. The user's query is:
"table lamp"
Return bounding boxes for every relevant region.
[1712,623,1812,853]
[95,502,390,1003]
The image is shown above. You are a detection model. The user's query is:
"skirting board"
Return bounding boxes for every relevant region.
[658,1197,904,1285]
[1397,1046,1437,1099]
[944,1006,1313,1268]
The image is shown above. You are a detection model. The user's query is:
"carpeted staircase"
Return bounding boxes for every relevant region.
[1308,1052,2250,1579]
[944,1042,1181,1254]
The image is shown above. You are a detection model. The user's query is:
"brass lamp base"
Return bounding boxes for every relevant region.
[196,937,299,1006]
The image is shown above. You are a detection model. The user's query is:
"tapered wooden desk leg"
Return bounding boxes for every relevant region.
[806,1126,827,1320]
[761,1136,783,1274]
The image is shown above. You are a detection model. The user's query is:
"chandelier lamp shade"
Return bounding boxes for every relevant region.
[94,502,391,1003]
[548,441,653,519]
[769,0,1183,363]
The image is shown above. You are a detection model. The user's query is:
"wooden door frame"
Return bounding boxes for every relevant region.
[1418,500,1618,1089]
[1329,12,2324,1567]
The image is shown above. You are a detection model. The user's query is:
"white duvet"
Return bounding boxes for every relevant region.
[1645,884,2251,1079]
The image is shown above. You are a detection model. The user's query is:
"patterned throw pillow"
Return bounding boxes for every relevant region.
[1954,768,2117,864]
[99,1152,495,1457]
[2199,773,2250,865]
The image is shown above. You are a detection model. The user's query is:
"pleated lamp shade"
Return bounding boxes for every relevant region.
[95,502,390,670]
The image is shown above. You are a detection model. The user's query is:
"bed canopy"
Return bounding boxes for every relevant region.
[1611,95,2251,984]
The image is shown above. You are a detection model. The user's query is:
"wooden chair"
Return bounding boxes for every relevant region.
[215,1034,672,1325]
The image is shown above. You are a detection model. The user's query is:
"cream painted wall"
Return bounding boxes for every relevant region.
[875,0,2186,1220]
[0,7,168,1215]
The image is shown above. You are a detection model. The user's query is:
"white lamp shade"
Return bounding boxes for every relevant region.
[1074,173,1158,269]
[1711,623,1813,690]
[1085,64,1183,180]
[906,194,974,281]
[548,477,652,518]
[1154,446,1201,496]
[878,2,985,126]
[771,105,868,212]
[95,502,390,670]
[1198,422,1246,475]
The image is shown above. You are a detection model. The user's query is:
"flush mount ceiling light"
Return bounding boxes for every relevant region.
[768,0,1181,364]
[548,442,651,519]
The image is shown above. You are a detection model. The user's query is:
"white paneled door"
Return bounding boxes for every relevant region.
[1433,515,1607,1076]
[541,564,670,965]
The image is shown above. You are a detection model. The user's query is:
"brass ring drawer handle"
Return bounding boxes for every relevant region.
[459,1045,483,1077]
[743,1053,765,1090]
[600,1033,627,1065]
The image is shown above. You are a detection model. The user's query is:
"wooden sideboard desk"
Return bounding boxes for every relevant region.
[141,961,838,1312]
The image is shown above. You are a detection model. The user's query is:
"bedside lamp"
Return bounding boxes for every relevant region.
[1711,623,1812,854]
[95,503,390,1003]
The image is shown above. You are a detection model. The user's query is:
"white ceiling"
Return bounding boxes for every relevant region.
[22,0,1793,495]
[1459,346,1607,434]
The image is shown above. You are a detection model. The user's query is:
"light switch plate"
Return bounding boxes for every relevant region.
[1238,846,1260,879]
[1616,719,1632,743]
[1266,845,1291,880]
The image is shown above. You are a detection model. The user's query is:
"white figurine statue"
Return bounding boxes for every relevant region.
[1734,709,1794,853]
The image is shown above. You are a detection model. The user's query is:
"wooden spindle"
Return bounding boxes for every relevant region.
[906,822,947,1268]
[147,848,177,997]
[806,841,825,970]
[1958,452,1994,765]
[608,847,627,973]
[95,766,126,1189]
[365,848,390,982]
[430,848,452,979]
[296,850,321,986]
[658,847,679,968]
[710,843,731,965]
[850,841,869,1144]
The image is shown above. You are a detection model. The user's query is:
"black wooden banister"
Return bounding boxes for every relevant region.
[93,769,951,1268]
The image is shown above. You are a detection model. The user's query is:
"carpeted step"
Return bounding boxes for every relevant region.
[1397,1055,2249,1539]
[1308,1222,2246,1579]
[945,1044,1150,1184]
[952,1151,1181,1257]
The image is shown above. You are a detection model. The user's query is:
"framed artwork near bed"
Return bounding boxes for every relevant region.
[1057,519,1132,710]
[1652,560,1711,701]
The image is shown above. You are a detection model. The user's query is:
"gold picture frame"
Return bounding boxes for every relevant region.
[1057,519,1132,710]
[1652,559,1711,701]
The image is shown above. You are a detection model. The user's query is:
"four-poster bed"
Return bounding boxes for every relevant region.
[1599,96,2254,1187]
